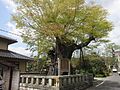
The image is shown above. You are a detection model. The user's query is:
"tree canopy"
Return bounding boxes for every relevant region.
[12,0,112,57]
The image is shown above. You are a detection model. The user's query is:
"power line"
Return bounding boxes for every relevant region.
[0,29,21,36]
[1,28,120,41]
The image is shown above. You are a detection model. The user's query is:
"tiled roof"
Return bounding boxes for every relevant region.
[0,35,17,44]
[0,49,33,61]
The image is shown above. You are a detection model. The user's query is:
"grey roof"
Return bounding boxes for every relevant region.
[0,34,17,44]
[0,49,33,61]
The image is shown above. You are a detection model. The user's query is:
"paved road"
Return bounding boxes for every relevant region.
[86,73,120,90]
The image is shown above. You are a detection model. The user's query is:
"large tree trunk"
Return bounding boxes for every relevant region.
[56,37,74,75]
[48,35,95,75]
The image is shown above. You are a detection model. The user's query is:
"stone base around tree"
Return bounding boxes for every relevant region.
[19,74,93,90]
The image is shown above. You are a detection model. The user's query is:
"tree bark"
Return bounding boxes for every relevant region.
[56,35,95,59]
[48,35,95,75]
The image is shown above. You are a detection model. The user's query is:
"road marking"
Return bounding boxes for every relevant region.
[96,81,105,87]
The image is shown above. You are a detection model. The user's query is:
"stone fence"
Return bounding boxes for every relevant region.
[19,74,93,90]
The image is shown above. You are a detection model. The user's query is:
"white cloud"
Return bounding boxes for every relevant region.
[105,1,120,45]
[96,0,120,45]
[1,0,16,13]
[108,26,120,45]
[7,22,20,35]
[105,0,120,15]
[1,0,32,56]
[2,0,21,40]
[3,0,120,51]
[6,22,32,56]
[6,22,23,42]
[86,0,120,45]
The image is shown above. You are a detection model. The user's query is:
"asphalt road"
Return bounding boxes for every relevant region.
[86,73,120,90]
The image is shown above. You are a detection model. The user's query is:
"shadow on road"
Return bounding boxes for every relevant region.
[93,79,104,86]
[102,80,120,88]
[86,79,120,90]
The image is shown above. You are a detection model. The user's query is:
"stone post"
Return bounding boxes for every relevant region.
[68,77,71,84]
[21,77,24,83]
[58,58,61,75]
[26,77,28,84]
[31,78,34,84]
[68,60,71,75]
[36,78,39,85]
[49,78,52,86]
[42,78,45,85]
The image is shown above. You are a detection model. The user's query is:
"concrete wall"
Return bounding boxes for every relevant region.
[3,68,20,90]
[1,61,27,90]
[19,62,26,72]
[0,41,8,50]
[11,70,20,90]
[61,59,69,74]
[3,68,10,90]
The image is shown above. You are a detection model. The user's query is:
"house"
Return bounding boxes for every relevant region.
[0,35,33,90]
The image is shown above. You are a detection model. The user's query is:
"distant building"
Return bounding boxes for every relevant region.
[0,35,33,90]
[115,51,120,61]
[115,51,120,69]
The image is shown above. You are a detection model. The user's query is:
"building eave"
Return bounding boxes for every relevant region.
[0,34,17,44]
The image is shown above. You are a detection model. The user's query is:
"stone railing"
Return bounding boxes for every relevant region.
[19,74,93,90]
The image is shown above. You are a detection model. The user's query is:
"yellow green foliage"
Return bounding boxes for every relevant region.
[12,0,112,55]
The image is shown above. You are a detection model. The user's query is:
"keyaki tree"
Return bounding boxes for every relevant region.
[12,0,112,61]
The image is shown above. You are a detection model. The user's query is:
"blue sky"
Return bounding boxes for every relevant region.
[0,0,120,56]
[0,1,10,33]
[0,0,31,56]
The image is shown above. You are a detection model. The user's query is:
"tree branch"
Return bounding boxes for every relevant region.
[75,35,95,49]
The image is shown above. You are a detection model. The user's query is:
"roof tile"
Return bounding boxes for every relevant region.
[0,49,33,61]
